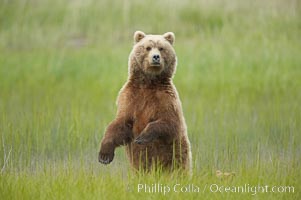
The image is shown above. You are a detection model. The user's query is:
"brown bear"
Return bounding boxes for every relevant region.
[98,31,191,172]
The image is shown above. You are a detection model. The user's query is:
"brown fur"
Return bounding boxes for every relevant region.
[98,31,191,172]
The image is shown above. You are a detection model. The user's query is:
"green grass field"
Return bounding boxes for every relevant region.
[0,0,300,199]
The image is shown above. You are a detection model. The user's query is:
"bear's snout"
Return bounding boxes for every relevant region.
[152,54,160,65]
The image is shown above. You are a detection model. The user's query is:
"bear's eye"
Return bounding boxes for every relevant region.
[159,47,164,51]
[146,47,152,51]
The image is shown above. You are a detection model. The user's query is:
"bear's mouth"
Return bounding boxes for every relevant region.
[147,64,163,74]
[149,65,162,71]
[150,62,161,67]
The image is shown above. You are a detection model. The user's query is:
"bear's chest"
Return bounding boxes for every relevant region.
[130,89,167,134]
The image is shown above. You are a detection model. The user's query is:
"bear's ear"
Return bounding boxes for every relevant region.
[134,31,146,44]
[163,32,175,45]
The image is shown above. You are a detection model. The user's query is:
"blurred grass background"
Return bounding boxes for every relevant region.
[0,0,301,199]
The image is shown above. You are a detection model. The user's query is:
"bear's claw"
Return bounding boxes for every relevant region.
[134,138,145,145]
[134,134,153,145]
[98,152,114,165]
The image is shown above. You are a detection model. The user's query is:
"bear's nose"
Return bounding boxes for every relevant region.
[152,54,160,64]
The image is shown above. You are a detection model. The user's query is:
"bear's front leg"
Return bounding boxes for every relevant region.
[99,118,133,164]
[134,120,177,145]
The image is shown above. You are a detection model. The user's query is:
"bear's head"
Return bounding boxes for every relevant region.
[128,31,177,82]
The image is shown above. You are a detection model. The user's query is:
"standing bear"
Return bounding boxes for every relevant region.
[98,31,191,172]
